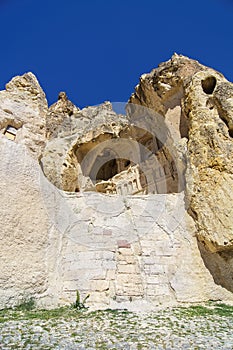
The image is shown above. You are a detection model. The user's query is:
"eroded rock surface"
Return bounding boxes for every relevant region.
[41,100,183,195]
[0,137,232,310]
[0,72,48,158]
[46,91,80,139]
[129,54,233,292]
[0,55,233,309]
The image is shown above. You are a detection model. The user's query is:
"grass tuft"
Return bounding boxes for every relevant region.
[0,301,232,324]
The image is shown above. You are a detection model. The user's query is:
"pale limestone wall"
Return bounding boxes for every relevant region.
[0,137,59,308]
[1,58,233,310]
[57,192,233,310]
[0,138,232,310]
[0,72,47,158]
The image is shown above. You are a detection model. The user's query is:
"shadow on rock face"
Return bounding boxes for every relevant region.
[198,240,233,293]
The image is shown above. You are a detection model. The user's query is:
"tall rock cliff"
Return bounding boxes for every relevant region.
[0,55,232,310]
[129,54,233,293]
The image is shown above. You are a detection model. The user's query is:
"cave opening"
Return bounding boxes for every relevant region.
[70,126,185,195]
[96,159,118,181]
[94,157,134,183]
[201,76,217,95]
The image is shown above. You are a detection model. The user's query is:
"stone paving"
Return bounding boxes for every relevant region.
[0,305,232,349]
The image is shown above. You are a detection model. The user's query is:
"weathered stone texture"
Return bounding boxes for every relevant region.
[184,72,233,251]
[46,91,80,139]
[0,72,48,158]
[41,101,183,196]
[0,55,233,310]
[0,137,231,310]
[0,138,60,308]
[129,54,233,293]
[44,188,233,310]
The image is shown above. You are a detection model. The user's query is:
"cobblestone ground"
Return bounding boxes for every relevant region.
[0,304,232,349]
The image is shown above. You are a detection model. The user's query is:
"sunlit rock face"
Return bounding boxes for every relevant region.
[41,99,183,195]
[129,54,233,293]
[0,54,233,310]
[0,72,48,158]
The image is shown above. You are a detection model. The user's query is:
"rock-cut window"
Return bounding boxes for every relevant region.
[4,125,18,141]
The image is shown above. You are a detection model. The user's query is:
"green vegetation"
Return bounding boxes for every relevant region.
[73,290,90,310]
[0,290,92,323]
[0,305,84,323]
[0,301,232,324]
[14,297,36,311]
[0,302,232,348]
[172,302,233,318]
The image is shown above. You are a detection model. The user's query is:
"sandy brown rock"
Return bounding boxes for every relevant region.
[41,98,185,196]
[129,54,233,292]
[46,91,80,139]
[41,101,130,192]
[184,71,233,252]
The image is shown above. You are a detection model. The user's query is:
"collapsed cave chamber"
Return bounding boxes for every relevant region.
[62,121,185,195]
[40,101,187,196]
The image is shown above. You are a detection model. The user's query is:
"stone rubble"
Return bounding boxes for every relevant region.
[0,308,232,349]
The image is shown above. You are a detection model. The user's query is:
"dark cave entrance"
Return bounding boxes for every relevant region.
[96,158,118,181]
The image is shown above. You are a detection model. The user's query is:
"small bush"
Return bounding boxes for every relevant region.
[15,297,36,311]
[73,290,90,310]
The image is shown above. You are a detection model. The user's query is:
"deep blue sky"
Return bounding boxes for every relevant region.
[0,0,232,108]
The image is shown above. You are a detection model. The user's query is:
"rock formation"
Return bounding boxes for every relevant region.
[0,55,233,310]
[41,100,183,195]
[0,72,47,158]
[129,54,233,293]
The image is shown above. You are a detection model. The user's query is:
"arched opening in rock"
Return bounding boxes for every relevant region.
[162,86,190,140]
[201,76,217,95]
[67,125,185,195]
[179,112,189,138]
[93,156,134,183]
[1,121,22,141]
[96,159,118,181]
[3,125,18,141]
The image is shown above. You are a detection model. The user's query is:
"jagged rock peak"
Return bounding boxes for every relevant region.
[0,72,48,157]
[5,72,45,95]
[46,91,80,139]
[49,91,79,114]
